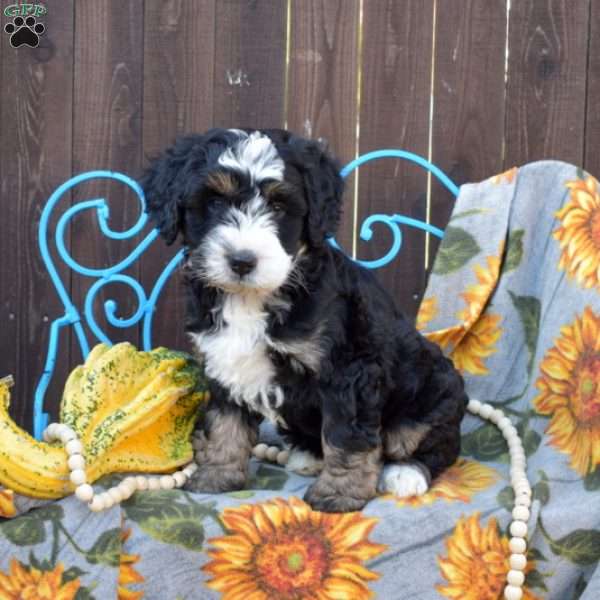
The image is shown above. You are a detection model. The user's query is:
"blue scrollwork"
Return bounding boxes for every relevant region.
[330,149,458,268]
[33,151,457,438]
[34,171,183,439]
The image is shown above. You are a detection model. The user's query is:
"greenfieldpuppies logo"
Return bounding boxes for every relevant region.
[3,3,46,47]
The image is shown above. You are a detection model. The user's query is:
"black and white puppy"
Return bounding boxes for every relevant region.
[142,127,467,513]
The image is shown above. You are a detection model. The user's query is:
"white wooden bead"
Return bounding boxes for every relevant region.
[253,443,269,459]
[118,481,135,499]
[173,472,187,487]
[89,495,105,512]
[277,450,289,465]
[511,453,526,465]
[108,487,124,503]
[65,439,83,455]
[504,426,519,440]
[515,495,531,508]
[467,399,482,412]
[67,454,86,471]
[479,404,493,419]
[509,553,527,570]
[266,446,280,462]
[75,483,94,502]
[70,469,86,486]
[160,475,175,489]
[507,568,525,586]
[509,521,528,538]
[498,417,512,430]
[515,487,532,500]
[509,537,527,554]
[99,492,114,509]
[148,477,161,490]
[490,408,504,423]
[136,476,149,490]
[504,585,523,600]
[46,423,60,438]
[59,428,77,443]
[183,464,198,477]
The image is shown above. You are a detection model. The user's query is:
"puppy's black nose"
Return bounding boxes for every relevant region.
[228,250,257,276]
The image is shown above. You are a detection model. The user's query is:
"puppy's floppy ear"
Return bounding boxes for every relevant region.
[299,138,344,248]
[141,134,208,245]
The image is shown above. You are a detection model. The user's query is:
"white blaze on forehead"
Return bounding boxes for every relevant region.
[218,130,284,183]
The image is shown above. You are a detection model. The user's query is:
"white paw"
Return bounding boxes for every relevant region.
[286,448,323,476]
[378,464,429,497]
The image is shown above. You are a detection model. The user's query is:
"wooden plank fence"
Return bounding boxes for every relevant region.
[0,0,597,430]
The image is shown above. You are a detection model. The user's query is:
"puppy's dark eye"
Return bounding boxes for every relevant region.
[271,202,285,213]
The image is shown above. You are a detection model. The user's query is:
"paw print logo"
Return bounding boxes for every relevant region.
[4,16,45,48]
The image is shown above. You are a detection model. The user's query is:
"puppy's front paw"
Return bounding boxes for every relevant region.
[378,464,429,498]
[184,465,246,494]
[304,479,370,513]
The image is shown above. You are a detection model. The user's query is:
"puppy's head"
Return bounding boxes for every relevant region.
[141,128,344,295]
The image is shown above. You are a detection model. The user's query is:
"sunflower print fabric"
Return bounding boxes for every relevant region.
[1,160,600,598]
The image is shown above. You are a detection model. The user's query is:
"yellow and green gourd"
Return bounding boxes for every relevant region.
[0,343,208,499]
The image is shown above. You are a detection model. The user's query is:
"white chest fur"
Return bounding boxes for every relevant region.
[190,294,284,423]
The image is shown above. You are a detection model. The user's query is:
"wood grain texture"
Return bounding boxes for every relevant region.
[213,0,287,128]
[504,0,589,167]
[286,0,360,251]
[0,1,74,429]
[584,1,600,177]
[431,0,508,286]
[71,0,144,371]
[357,0,434,318]
[141,0,216,353]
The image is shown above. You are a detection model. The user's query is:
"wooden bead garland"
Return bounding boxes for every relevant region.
[465,399,531,600]
[43,423,198,513]
[46,397,530,600]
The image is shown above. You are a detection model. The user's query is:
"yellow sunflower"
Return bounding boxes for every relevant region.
[0,488,16,518]
[554,175,600,290]
[387,459,499,508]
[202,496,387,600]
[533,306,600,475]
[450,313,503,376]
[416,296,438,331]
[423,255,503,375]
[437,512,541,600]
[458,255,502,326]
[0,559,80,600]
[118,528,144,600]
[491,167,518,185]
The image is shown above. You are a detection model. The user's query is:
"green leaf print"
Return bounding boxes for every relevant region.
[432,227,481,275]
[584,466,600,491]
[86,528,121,567]
[123,491,218,551]
[540,518,600,566]
[0,514,45,546]
[496,486,514,512]
[461,423,507,462]
[509,292,541,375]
[504,229,524,273]
[525,569,548,591]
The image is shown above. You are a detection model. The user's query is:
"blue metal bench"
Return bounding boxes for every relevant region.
[34,150,459,439]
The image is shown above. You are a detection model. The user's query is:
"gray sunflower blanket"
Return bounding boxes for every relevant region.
[1,160,600,599]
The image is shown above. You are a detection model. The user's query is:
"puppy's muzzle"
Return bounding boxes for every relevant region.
[228,250,257,277]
